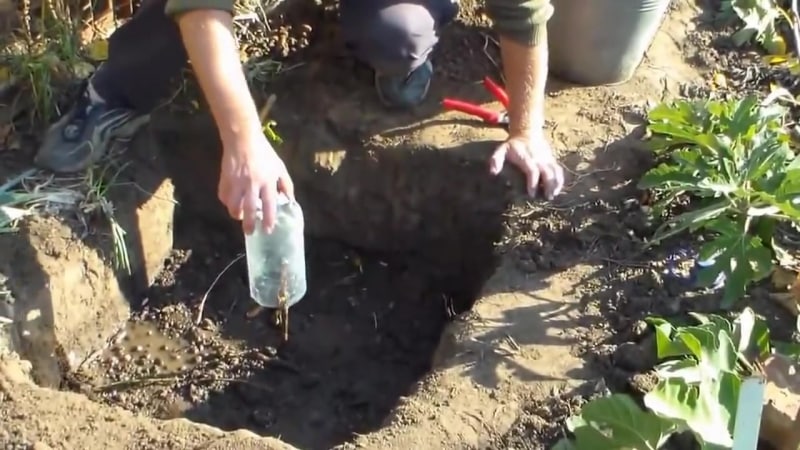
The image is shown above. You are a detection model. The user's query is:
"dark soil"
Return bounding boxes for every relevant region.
[76,214,489,450]
[3,0,800,449]
[68,5,507,450]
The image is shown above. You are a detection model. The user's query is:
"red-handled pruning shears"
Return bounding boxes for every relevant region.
[442,77,509,127]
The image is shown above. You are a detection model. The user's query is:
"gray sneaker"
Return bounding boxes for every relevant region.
[34,84,149,173]
[374,60,433,109]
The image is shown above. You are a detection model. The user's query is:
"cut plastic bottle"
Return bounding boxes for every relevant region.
[244,193,307,309]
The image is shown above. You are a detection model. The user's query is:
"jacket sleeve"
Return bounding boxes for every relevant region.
[164,0,233,17]
[485,0,553,46]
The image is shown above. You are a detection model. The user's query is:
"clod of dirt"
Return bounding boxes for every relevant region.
[613,337,657,373]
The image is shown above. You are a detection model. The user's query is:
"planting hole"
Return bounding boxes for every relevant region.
[63,111,508,450]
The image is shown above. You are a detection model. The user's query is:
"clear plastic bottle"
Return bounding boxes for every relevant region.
[244,193,307,309]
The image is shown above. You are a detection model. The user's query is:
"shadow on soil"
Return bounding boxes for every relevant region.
[1,4,646,450]
[96,23,617,450]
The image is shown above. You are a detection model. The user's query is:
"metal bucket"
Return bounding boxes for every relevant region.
[547,0,673,86]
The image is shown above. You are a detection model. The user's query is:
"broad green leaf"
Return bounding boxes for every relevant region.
[731,0,783,51]
[655,359,703,383]
[727,96,760,136]
[647,318,686,359]
[551,438,576,450]
[677,327,738,375]
[638,163,700,190]
[696,179,738,195]
[649,123,706,145]
[694,224,773,306]
[650,200,729,244]
[644,373,740,447]
[732,307,770,360]
[745,138,791,182]
[564,394,679,450]
[694,133,734,158]
[760,22,786,55]
[776,169,800,198]
[732,27,756,46]
[689,312,733,335]
[647,102,688,123]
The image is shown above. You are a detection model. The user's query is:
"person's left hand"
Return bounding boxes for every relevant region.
[489,130,565,200]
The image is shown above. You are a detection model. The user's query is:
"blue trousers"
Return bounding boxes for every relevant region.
[92,0,459,112]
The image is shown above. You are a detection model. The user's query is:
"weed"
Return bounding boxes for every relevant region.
[81,160,131,275]
[1,0,88,126]
[639,95,800,306]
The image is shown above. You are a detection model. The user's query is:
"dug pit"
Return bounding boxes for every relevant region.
[61,71,516,449]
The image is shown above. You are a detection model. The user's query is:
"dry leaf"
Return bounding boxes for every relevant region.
[711,72,727,90]
[86,39,109,62]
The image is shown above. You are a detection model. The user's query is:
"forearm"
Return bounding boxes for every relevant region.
[485,0,551,135]
[176,11,262,148]
[500,37,547,135]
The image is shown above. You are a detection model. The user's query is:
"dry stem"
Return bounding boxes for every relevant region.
[195,253,245,325]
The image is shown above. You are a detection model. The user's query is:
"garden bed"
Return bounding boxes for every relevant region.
[4,1,796,449]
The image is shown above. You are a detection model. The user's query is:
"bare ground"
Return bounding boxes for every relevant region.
[2,1,793,450]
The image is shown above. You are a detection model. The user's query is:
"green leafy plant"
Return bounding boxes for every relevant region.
[720,0,787,54]
[638,96,800,306]
[552,394,678,450]
[554,308,770,449]
[0,169,79,233]
[644,308,769,448]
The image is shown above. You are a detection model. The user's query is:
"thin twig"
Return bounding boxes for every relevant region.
[258,93,277,124]
[195,253,245,325]
[480,33,505,85]
[598,257,652,268]
[93,371,273,393]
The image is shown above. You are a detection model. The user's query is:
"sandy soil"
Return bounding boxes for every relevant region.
[1,1,797,449]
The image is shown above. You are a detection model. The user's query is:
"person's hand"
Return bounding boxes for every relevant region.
[218,130,294,235]
[489,130,565,200]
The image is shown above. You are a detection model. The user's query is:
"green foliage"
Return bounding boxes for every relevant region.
[644,308,769,448]
[552,394,678,450]
[720,0,787,54]
[263,120,283,145]
[638,96,800,306]
[554,308,770,450]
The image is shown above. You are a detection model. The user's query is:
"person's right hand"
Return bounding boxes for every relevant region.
[218,130,294,235]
